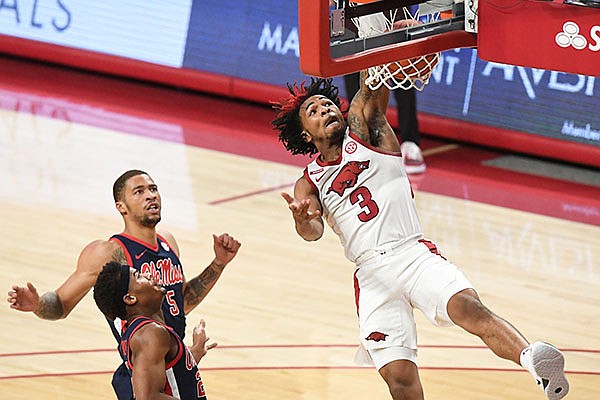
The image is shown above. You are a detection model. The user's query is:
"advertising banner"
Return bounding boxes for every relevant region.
[420,49,599,147]
[0,0,192,67]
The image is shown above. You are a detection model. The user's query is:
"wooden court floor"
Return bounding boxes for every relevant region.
[1,103,599,400]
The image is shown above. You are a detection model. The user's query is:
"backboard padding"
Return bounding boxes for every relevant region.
[477,0,600,77]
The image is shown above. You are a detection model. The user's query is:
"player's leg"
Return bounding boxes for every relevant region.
[447,290,569,400]
[378,359,424,400]
[447,289,528,362]
[408,239,569,400]
[407,241,530,365]
[353,250,424,400]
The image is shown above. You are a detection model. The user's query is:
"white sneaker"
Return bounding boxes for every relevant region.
[400,141,426,174]
[521,342,569,400]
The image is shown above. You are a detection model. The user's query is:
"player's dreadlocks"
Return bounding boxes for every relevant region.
[271,78,345,156]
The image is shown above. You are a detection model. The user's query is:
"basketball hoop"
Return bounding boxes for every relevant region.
[299,0,477,79]
[346,4,441,91]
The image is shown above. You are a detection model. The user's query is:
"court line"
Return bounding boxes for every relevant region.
[1,366,598,381]
[422,143,460,156]
[207,144,461,206]
[3,344,598,380]
[208,182,293,206]
[2,343,598,358]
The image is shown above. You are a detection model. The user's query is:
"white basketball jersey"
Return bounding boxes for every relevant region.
[304,130,423,263]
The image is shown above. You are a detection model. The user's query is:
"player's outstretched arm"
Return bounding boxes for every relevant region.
[8,240,121,320]
[281,176,324,241]
[183,233,241,314]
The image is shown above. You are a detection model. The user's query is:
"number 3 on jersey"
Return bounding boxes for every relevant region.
[349,186,379,222]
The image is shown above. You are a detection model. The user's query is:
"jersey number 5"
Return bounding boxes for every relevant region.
[165,290,181,316]
[349,186,379,222]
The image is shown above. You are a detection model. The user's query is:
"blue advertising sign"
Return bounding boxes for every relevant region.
[184,0,308,86]
[0,0,192,67]
[422,49,599,147]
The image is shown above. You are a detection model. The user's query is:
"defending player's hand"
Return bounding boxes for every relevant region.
[281,192,321,223]
[190,319,217,362]
[212,233,241,267]
[7,282,40,312]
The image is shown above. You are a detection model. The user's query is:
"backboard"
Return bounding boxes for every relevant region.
[298,0,600,78]
[298,0,477,78]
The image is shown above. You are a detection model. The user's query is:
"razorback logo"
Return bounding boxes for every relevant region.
[366,331,388,342]
[326,160,370,196]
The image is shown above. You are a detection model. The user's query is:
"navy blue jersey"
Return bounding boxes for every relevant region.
[109,233,186,340]
[122,316,207,400]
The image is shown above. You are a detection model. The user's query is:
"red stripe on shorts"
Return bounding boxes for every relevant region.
[353,269,360,316]
[418,239,447,260]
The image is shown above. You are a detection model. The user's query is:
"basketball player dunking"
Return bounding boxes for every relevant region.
[271,75,569,400]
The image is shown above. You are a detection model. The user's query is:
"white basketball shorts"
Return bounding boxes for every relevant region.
[352,238,473,370]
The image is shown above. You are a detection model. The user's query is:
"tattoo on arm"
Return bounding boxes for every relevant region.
[349,70,383,143]
[348,113,369,142]
[36,292,64,320]
[111,247,127,264]
[349,69,392,147]
[183,261,225,309]
[370,127,382,146]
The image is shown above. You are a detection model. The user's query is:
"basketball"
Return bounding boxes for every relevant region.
[389,52,439,79]
[387,19,440,80]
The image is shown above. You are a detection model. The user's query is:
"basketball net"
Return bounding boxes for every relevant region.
[346,5,441,91]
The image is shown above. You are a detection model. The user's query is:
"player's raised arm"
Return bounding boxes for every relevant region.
[349,70,400,153]
[182,233,241,314]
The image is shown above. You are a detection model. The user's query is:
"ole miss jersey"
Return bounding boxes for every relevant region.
[109,233,186,341]
[121,317,207,400]
[303,129,423,263]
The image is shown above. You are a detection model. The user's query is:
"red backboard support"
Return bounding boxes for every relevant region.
[298,0,477,77]
[477,0,600,77]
